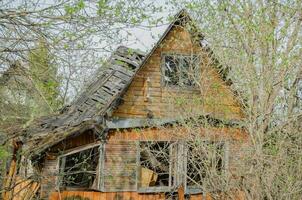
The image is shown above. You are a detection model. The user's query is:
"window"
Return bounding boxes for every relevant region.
[57,140,227,194]
[58,144,102,190]
[138,141,174,192]
[163,54,200,87]
[186,142,225,193]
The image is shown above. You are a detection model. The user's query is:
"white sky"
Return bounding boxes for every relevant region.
[115,2,174,52]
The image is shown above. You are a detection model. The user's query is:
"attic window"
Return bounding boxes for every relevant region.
[163,54,200,87]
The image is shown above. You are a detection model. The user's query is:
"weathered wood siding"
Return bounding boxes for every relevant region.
[49,191,165,200]
[113,26,243,120]
[49,130,97,153]
[39,21,248,200]
[3,177,39,200]
[103,141,137,191]
[40,126,248,199]
[48,190,245,200]
[107,126,247,142]
[40,158,57,199]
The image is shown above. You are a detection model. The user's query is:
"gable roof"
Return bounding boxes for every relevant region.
[138,9,232,85]
[9,9,238,157]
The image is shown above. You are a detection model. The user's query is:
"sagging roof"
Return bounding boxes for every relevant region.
[19,46,145,156]
[11,9,238,157]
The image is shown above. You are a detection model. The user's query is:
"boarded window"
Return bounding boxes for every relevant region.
[102,141,137,191]
[163,54,200,87]
[59,146,100,189]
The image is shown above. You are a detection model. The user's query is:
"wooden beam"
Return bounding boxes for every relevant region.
[106,118,177,129]
[58,142,102,158]
[178,185,185,200]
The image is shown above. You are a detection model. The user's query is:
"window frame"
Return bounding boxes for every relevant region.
[56,142,104,191]
[55,139,229,194]
[184,141,229,194]
[136,140,176,193]
[161,52,201,89]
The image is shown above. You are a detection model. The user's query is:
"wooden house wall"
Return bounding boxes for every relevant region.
[103,141,137,191]
[39,131,98,199]
[40,158,57,199]
[40,126,248,200]
[112,25,243,120]
[48,190,245,200]
[49,130,98,153]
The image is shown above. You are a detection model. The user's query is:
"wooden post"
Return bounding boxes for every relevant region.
[178,185,185,200]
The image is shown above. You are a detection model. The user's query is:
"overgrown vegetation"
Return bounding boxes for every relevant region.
[0,0,301,200]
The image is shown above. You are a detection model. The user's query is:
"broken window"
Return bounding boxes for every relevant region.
[138,141,174,192]
[163,54,200,87]
[56,139,228,194]
[186,142,225,193]
[59,145,101,189]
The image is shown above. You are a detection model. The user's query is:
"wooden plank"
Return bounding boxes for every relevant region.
[130,81,161,88]
[91,94,107,105]
[95,89,112,100]
[83,191,94,199]
[60,191,68,199]
[113,71,131,82]
[3,158,16,200]
[92,191,101,200]
[190,194,203,200]
[101,85,117,95]
[58,142,101,157]
[105,192,113,200]
[48,192,59,200]
[178,185,185,200]
[47,191,171,200]
[113,55,140,67]
[110,65,134,76]
[103,141,137,192]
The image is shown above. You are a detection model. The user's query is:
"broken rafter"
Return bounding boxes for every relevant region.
[15,46,145,158]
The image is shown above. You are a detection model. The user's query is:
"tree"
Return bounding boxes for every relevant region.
[166,1,302,199]
[0,0,163,101]
[28,39,61,113]
[0,0,165,195]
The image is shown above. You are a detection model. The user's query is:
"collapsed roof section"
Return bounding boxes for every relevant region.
[20,46,145,157]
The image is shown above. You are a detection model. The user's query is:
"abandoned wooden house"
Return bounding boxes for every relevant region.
[3,9,248,200]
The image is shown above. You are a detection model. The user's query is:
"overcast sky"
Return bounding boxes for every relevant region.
[116,1,174,52]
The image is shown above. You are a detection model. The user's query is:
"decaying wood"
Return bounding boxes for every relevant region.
[11,46,145,158]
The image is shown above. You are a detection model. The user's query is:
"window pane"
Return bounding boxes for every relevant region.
[164,56,179,86]
[163,55,200,87]
[139,141,171,188]
[181,56,199,87]
[186,142,224,189]
[61,146,99,188]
